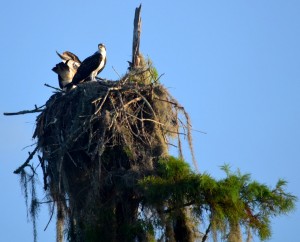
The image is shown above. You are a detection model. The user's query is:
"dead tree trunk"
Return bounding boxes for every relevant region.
[130,4,142,70]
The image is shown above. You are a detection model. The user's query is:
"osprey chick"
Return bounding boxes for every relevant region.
[67,43,107,89]
[52,51,81,90]
[56,51,81,65]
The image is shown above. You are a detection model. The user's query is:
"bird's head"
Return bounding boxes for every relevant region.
[66,59,80,70]
[98,43,106,55]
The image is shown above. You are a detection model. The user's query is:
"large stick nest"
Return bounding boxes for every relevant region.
[31,70,194,240]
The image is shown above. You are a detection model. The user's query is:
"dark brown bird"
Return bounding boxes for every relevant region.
[52,51,81,90]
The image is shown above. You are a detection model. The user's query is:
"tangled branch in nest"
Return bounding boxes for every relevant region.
[25,66,196,241]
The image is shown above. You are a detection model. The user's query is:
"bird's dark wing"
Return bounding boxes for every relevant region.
[63,51,81,63]
[72,52,101,84]
[52,62,69,74]
[56,51,81,64]
[52,62,70,89]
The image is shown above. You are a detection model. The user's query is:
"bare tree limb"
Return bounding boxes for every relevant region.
[44,202,55,231]
[123,97,142,109]
[201,222,212,242]
[44,83,63,92]
[3,105,44,116]
[14,146,39,174]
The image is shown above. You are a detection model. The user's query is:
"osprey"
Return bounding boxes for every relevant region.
[52,51,81,90]
[66,43,106,89]
[56,51,81,65]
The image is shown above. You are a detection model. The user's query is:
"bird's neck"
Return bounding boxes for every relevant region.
[100,49,106,59]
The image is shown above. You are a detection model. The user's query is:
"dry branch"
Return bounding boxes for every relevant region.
[201,223,212,242]
[14,146,38,174]
[44,83,63,92]
[4,106,44,116]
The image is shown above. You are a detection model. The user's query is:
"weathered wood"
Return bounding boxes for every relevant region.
[130,4,142,69]
[3,106,44,116]
[13,146,39,174]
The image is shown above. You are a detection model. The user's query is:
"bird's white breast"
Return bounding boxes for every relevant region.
[95,49,106,73]
[99,48,106,69]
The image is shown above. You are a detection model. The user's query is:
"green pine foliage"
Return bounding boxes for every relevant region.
[139,156,297,241]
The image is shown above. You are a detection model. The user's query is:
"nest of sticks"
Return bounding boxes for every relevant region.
[30,68,194,240]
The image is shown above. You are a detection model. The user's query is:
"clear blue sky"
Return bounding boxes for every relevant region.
[0,1,299,241]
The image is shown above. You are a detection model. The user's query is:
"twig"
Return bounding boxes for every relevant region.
[133,90,157,119]
[167,142,177,148]
[116,92,148,145]
[44,202,55,231]
[154,73,165,83]
[123,97,142,109]
[44,83,63,92]
[124,111,165,126]
[38,155,48,190]
[112,66,121,79]
[14,146,39,174]
[4,105,44,116]
[37,200,54,204]
[191,128,207,135]
[91,97,102,104]
[118,75,130,86]
[67,151,77,167]
[94,89,111,115]
[22,143,38,150]
[202,222,212,242]
[154,97,184,109]
[93,86,125,115]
